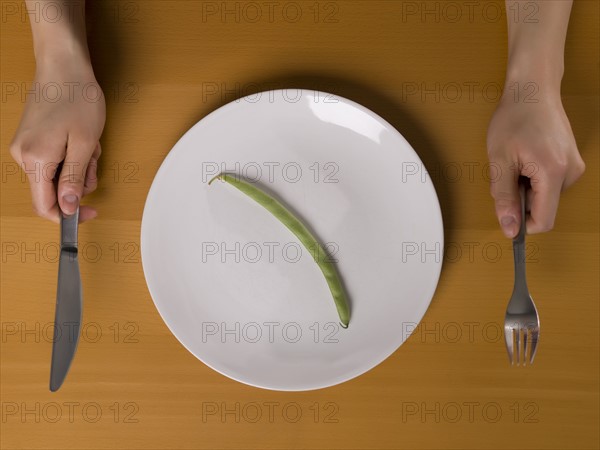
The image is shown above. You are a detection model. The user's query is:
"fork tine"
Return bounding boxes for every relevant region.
[523,327,529,366]
[529,328,539,364]
[505,327,514,364]
[510,328,516,365]
[514,328,520,366]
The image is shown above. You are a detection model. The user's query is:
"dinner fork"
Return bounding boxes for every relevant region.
[504,182,540,365]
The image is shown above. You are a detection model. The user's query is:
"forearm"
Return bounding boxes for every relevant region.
[26,0,90,65]
[505,0,573,91]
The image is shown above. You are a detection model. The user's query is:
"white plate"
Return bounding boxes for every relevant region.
[141,89,444,391]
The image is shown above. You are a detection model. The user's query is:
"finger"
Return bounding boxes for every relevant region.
[57,138,95,215]
[92,140,102,160]
[563,152,586,190]
[490,161,521,238]
[79,205,98,223]
[526,173,563,234]
[28,162,61,223]
[16,149,61,223]
[83,142,101,196]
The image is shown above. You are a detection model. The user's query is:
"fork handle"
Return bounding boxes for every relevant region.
[512,182,528,294]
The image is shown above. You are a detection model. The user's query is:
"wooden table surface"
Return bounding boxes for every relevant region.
[1,1,598,449]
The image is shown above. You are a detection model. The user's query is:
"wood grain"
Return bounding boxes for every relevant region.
[1,1,598,449]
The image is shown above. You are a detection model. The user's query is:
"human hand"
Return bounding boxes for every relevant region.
[9,53,106,223]
[487,87,585,238]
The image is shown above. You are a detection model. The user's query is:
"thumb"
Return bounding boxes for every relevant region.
[57,143,91,215]
[490,162,521,238]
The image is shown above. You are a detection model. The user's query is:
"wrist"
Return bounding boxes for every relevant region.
[507,58,563,85]
[34,44,95,81]
[504,53,564,103]
[34,36,91,66]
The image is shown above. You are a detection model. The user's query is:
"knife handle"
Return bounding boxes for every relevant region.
[61,207,79,249]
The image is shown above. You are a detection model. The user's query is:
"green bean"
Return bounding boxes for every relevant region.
[209,173,350,328]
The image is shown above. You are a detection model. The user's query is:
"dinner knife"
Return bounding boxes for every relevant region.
[50,207,82,392]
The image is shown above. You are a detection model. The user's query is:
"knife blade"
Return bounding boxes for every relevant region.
[50,207,82,392]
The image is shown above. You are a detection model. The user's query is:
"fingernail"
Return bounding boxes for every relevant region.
[62,194,79,213]
[501,216,517,238]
